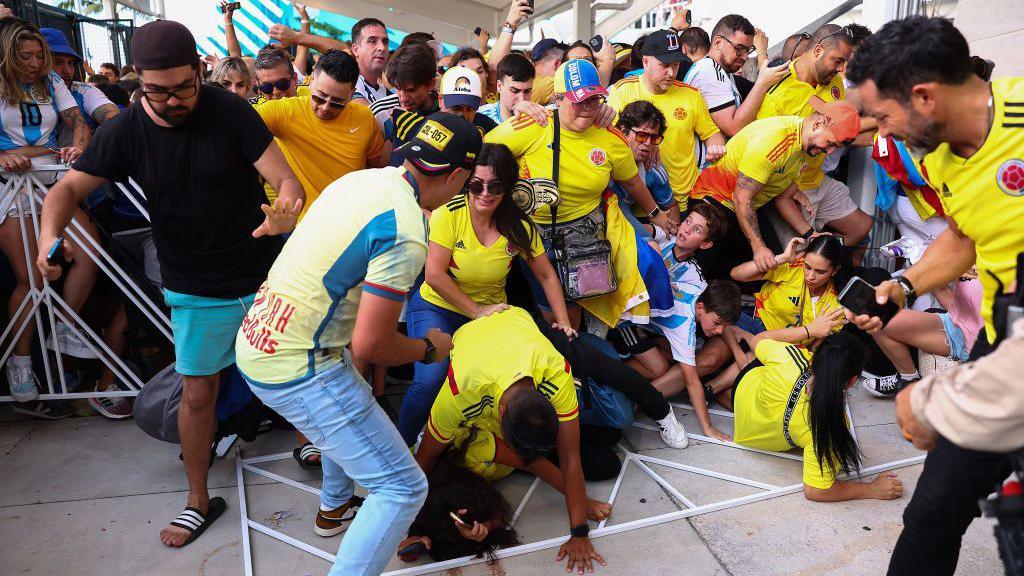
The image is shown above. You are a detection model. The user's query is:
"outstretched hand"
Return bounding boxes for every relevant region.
[253,196,303,238]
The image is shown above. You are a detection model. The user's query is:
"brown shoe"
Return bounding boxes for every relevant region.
[313,496,364,537]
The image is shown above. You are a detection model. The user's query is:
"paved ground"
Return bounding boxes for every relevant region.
[0,384,1002,576]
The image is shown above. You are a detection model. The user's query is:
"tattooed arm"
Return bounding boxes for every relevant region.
[60,106,90,159]
[733,171,777,273]
[92,103,120,125]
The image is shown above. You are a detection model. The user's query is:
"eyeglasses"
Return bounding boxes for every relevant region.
[818,25,854,44]
[466,178,503,196]
[717,35,755,55]
[257,78,292,94]
[629,128,664,145]
[572,95,606,109]
[141,81,198,103]
[311,92,347,110]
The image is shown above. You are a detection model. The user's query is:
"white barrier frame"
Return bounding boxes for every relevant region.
[234,408,924,576]
[0,167,171,400]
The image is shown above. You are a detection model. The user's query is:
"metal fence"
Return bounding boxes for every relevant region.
[12,1,133,72]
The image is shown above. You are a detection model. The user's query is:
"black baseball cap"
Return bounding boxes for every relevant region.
[398,112,482,175]
[531,38,568,62]
[642,29,686,63]
[132,20,198,70]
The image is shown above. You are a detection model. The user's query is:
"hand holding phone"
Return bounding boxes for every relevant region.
[219,1,241,14]
[46,237,65,265]
[588,35,604,53]
[839,277,900,328]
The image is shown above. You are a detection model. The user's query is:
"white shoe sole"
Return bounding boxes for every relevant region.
[88,401,132,420]
[860,378,896,398]
[314,522,351,537]
[10,388,39,402]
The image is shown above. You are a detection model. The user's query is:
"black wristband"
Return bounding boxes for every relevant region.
[420,337,436,365]
[570,523,590,538]
[895,276,917,309]
[800,228,815,240]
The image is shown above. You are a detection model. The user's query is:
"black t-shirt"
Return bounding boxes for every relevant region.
[675,55,695,81]
[734,74,755,102]
[74,86,283,298]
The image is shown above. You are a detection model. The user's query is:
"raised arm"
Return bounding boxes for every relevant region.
[268,24,345,54]
[220,1,242,58]
[487,0,532,83]
[293,1,311,75]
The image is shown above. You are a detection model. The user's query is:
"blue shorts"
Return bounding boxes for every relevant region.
[164,289,255,376]
[938,312,969,362]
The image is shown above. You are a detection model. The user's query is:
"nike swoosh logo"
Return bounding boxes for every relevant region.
[349,127,360,133]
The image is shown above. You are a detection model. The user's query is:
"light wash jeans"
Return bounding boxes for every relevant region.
[248,358,428,576]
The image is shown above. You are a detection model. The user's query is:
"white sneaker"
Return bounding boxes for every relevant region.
[6,361,39,402]
[655,406,688,449]
[46,322,98,359]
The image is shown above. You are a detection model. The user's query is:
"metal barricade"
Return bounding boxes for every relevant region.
[0,166,171,401]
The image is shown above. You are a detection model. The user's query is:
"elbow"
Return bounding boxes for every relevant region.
[423,268,446,291]
[803,485,824,501]
[350,333,383,364]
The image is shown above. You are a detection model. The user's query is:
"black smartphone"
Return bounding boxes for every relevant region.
[46,237,65,265]
[838,276,900,327]
[524,0,534,15]
[684,9,692,25]
[474,26,482,36]
[588,35,604,53]
[738,339,751,354]
[768,57,786,67]
[219,1,240,13]
[398,541,426,556]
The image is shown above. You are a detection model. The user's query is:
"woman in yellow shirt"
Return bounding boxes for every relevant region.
[731,234,846,347]
[729,331,904,502]
[398,143,573,446]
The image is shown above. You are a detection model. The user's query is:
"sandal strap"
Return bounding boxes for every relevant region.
[170,507,206,532]
[299,444,321,459]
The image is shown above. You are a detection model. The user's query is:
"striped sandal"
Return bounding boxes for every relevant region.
[293,442,322,470]
[168,496,226,547]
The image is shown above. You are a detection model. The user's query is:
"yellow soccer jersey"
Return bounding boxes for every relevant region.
[921,77,1024,343]
[486,111,639,224]
[757,61,845,191]
[732,339,837,489]
[426,307,579,444]
[690,116,807,211]
[754,260,842,346]
[608,76,720,208]
[419,194,545,315]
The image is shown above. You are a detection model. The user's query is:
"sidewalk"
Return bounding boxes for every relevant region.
[0,385,1001,575]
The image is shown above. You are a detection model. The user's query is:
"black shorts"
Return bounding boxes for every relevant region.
[609,323,660,358]
[731,358,764,405]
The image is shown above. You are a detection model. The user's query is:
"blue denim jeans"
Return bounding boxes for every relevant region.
[247,359,428,576]
[399,292,471,445]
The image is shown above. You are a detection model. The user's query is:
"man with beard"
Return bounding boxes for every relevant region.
[35,20,305,549]
[683,15,789,138]
[350,18,392,105]
[845,18,1023,573]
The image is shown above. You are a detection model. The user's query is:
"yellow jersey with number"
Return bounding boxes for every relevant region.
[485,111,638,224]
[419,194,545,315]
[921,77,1024,343]
[690,116,807,211]
[757,61,845,191]
[607,76,720,208]
[754,260,842,347]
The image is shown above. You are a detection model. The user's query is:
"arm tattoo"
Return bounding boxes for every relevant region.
[734,171,766,245]
[93,104,119,124]
[60,107,88,149]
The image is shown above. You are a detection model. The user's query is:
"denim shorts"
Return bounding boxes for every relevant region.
[164,289,255,376]
[939,312,970,362]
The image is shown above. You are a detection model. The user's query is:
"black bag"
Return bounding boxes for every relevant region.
[549,109,617,300]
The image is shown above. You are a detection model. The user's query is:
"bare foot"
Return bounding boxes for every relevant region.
[160,498,208,547]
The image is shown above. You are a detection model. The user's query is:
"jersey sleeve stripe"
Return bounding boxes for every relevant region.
[446,364,459,395]
[557,407,579,419]
[766,134,797,163]
[427,416,453,442]
[363,282,407,301]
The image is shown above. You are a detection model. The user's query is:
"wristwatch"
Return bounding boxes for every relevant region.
[502,21,517,34]
[420,337,437,364]
[800,227,816,240]
[894,276,917,309]
[648,205,664,218]
[570,523,590,538]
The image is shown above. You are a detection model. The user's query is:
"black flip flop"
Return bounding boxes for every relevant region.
[293,442,322,470]
[168,496,227,548]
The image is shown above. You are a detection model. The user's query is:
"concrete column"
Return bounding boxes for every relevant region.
[572,0,593,42]
[955,0,1024,77]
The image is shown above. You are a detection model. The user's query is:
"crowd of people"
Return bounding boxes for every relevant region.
[0,2,1018,575]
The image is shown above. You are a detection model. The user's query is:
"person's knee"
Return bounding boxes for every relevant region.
[181,376,218,412]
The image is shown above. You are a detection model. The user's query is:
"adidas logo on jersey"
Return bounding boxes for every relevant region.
[941,183,951,198]
[788,296,801,306]
[453,240,466,250]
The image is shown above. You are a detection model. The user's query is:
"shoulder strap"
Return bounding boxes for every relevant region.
[550,108,561,234]
[782,368,812,449]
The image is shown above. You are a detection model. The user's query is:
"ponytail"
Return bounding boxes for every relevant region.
[808,332,865,478]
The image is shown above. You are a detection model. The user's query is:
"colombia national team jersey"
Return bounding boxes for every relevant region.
[607,76,720,208]
[921,77,1024,343]
[485,111,638,224]
[754,260,842,347]
[690,116,807,211]
[426,307,579,445]
[419,194,545,315]
[757,61,846,191]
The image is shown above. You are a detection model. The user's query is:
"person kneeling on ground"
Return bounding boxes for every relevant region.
[728,330,904,502]
[415,307,608,573]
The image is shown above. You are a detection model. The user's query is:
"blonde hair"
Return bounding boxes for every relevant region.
[0,22,54,106]
[210,56,252,91]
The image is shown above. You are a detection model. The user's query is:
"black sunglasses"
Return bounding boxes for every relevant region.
[257,78,292,94]
[466,178,504,196]
[311,92,347,110]
[818,25,854,44]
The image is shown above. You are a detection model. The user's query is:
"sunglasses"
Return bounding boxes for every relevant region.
[467,178,503,196]
[572,95,606,109]
[717,35,755,55]
[257,78,292,94]
[311,92,347,110]
[818,25,854,44]
[629,128,664,145]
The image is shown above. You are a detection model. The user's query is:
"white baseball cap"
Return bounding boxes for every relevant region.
[441,66,482,109]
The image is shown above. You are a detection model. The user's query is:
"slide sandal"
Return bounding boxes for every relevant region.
[168,496,227,548]
[293,443,322,470]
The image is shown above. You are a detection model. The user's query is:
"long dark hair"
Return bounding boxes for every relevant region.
[471,143,537,258]
[804,234,850,290]
[808,332,865,478]
[407,429,520,562]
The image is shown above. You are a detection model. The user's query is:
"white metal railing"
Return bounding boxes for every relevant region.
[0,166,172,401]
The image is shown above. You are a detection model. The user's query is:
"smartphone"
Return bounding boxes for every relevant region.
[524,0,534,15]
[449,511,468,526]
[588,34,604,53]
[768,57,787,68]
[474,26,482,36]
[398,541,427,556]
[46,237,65,265]
[838,276,900,327]
[738,339,751,354]
[219,1,240,13]
[685,9,692,25]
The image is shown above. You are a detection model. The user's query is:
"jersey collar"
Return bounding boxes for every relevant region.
[401,167,421,200]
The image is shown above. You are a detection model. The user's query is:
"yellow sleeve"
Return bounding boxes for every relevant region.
[426,381,462,444]
[756,92,780,119]
[763,260,801,284]
[692,91,721,140]
[256,98,286,134]
[607,129,640,182]
[802,440,837,489]
[531,76,555,105]
[484,116,537,158]
[427,203,457,250]
[737,135,777,184]
[525,222,545,258]
[754,338,801,369]
[538,355,579,422]
[606,83,628,114]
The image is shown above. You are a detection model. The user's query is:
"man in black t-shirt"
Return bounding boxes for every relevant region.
[36,20,305,549]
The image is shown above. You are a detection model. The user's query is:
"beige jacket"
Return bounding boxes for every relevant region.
[911,317,1024,453]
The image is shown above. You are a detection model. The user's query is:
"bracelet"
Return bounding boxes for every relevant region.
[803,326,810,340]
[895,275,917,308]
[301,19,309,23]
[224,22,234,27]
[502,21,517,34]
